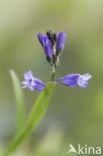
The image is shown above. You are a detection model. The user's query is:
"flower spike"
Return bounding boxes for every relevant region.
[21,30,92,92]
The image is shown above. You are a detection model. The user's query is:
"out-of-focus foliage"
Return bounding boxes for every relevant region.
[2,81,54,156]
[0,0,103,155]
[10,70,25,134]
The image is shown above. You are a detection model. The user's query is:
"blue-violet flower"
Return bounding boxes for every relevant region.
[21,71,45,91]
[38,33,53,62]
[38,30,66,63]
[60,73,92,88]
[21,29,92,92]
[56,32,66,56]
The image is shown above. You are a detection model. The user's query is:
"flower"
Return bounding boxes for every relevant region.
[21,71,45,91]
[56,32,66,56]
[21,30,92,92]
[38,33,53,62]
[21,71,92,92]
[37,30,66,63]
[59,73,92,88]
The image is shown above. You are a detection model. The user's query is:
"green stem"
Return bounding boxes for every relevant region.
[51,46,56,81]
[51,64,55,81]
[2,127,31,156]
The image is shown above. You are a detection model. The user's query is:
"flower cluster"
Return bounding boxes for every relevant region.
[21,29,92,91]
[38,29,65,64]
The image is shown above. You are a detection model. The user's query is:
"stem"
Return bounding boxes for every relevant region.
[51,46,56,81]
[51,64,55,81]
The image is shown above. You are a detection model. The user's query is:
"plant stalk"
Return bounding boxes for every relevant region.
[51,46,56,81]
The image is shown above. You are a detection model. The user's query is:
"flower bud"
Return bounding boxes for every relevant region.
[38,33,53,63]
[56,32,66,56]
[46,29,57,47]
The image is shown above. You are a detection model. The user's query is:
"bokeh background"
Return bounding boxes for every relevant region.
[0,0,103,155]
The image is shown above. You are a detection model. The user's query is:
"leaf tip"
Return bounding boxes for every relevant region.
[9,69,14,75]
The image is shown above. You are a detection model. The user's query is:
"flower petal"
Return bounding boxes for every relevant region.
[21,86,27,89]
[37,33,53,63]
[34,78,45,90]
[82,73,92,80]
[21,80,28,85]
[59,74,79,88]
[24,70,33,80]
[28,85,34,91]
[37,33,44,46]
[43,37,53,62]
[56,32,66,56]
[77,73,92,88]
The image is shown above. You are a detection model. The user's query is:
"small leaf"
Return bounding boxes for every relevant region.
[94,87,103,120]
[10,70,25,134]
[26,82,55,129]
[2,82,54,156]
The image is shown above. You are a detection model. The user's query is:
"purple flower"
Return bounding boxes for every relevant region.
[37,32,44,46]
[37,31,66,63]
[56,32,66,56]
[38,33,53,62]
[60,73,92,88]
[21,71,45,91]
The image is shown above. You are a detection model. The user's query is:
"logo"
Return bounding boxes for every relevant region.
[68,144,101,155]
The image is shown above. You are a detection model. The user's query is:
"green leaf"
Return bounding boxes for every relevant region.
[94,87,103,119]
[26,82,54,129]
[10,70,25,134]
[2,82,54,156]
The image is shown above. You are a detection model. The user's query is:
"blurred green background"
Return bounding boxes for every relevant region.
[0,0,103,155]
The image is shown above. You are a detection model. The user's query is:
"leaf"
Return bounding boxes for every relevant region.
[94,87,103,120]
[2,82,54,156]
[10,70,25,134]
[26,82,54,129]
